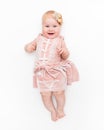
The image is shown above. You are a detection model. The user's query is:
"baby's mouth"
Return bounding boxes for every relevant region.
[48,33,54,35]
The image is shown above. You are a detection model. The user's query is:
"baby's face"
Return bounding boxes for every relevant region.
[42,17,61,39]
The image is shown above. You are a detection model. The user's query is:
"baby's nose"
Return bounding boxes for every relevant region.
[49,27,53,31]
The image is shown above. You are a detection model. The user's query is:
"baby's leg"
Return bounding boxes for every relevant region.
[41,92,58,121]
[53,90,65,119]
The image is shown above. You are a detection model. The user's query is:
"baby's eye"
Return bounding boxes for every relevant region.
[53,25,57,27]
[45,25,49,27]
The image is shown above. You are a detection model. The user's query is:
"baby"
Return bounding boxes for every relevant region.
[24,10,79,121]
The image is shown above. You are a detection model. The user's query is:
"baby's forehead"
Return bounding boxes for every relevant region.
[42,17,58,24]
[42,15,55,21]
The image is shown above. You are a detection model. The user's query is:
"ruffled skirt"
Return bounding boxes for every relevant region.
[33,60,79,92]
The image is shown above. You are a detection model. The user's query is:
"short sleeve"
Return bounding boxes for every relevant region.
[29,34,41,49]
[58,36,69,51]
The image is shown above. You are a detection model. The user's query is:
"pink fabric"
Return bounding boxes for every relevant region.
[33,34,79,92]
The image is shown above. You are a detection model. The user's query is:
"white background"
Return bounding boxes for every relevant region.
[0,0,104,130]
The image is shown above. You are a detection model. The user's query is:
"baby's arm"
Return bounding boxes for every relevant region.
[57,38,70,60]
[58,48,69,60]
[24,39,37,53]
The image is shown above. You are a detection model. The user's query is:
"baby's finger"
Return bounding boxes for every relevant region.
[59,49,63,54]
[32,44,35,49]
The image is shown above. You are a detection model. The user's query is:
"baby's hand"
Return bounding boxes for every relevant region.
[57,48,66,55]
[57,48,69,60]
[24,43,35,53]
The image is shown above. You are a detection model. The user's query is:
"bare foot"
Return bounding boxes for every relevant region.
[57,110,65,119]
[51,111,58,121]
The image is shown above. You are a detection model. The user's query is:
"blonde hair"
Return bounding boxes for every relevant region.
[42,10,63,25]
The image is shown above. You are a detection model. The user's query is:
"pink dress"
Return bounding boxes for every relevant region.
[32,34,79,92]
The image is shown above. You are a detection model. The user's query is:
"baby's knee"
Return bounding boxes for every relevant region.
[53,90,65,96]
[40,91,52,96]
